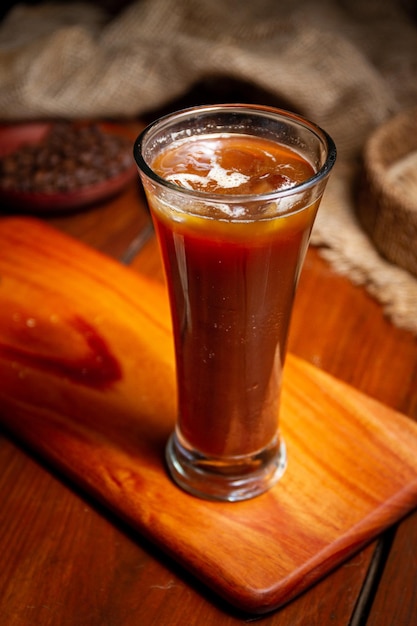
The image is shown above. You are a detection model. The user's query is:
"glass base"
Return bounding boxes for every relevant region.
[165,432,287,502]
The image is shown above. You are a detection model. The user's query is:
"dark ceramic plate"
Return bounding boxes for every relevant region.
[0,121,137,213]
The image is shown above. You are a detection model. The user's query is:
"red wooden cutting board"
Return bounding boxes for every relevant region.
[1,217,417,615]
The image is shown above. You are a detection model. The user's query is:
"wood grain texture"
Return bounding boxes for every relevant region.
[1,216,417,615]
[366,510,417,626]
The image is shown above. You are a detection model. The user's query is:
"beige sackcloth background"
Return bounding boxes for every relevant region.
[0,0,416,333]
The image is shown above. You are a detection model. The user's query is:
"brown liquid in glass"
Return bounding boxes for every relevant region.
[150,135,316,457]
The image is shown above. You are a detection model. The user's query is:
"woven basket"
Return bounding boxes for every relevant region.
[357,106,417,278]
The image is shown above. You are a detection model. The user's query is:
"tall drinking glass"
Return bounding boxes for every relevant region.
[134,104,336,502]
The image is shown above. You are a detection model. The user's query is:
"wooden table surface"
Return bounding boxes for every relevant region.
[1,118,417,626]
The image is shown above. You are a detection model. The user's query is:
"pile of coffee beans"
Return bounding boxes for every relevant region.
[0,122,133,194]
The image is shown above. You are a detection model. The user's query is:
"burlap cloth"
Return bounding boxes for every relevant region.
[1,0,416,333]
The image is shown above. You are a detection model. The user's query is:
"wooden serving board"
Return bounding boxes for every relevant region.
[1,217,417,615]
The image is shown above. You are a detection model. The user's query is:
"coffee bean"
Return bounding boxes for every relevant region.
[0,122,133,194]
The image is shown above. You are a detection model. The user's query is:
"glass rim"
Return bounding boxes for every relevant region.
[133,103,337,203]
